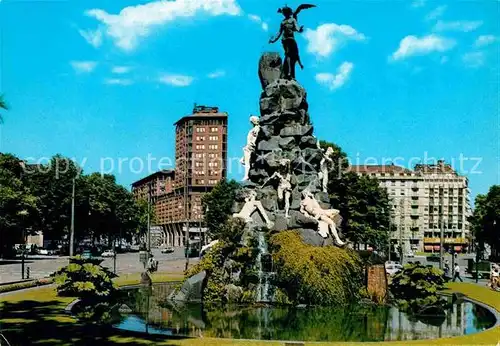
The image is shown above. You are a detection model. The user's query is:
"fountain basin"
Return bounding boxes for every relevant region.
[100,284,497,342]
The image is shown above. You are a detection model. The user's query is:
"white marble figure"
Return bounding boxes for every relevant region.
[263,159,292,218]
[299,189,345,246]
[240,116,260,181]
[233,190,274,228]
[318,147,334,193]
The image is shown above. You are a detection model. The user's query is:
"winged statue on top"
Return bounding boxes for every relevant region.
[269,4,316,80]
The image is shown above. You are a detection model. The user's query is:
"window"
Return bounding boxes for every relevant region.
[208,144,218,150]
[208,162,218,167]
[196,144,205,150]
[209,135,219,141]
[210,127,218,132]
[208,153,218,158]
[196,127,206,133]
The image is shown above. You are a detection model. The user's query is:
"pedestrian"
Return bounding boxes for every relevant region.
[453,263,463,282]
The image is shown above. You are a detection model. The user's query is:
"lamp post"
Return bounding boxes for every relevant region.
[69,177,76,257]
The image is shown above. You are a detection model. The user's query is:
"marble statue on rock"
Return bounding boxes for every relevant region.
[318,147,334,193]
[300,189,345,246]
[233,190,274,228]
[240,116,260,181]
[263,159,293,218]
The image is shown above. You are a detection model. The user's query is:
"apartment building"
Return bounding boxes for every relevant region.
[132,105,228,248]
[352,160,471,253]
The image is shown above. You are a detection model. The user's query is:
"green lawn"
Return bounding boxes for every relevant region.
[1,274,499,345]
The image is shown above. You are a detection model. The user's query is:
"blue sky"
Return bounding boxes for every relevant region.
[0,0,498,201]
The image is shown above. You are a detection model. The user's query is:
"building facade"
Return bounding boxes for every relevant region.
[132,105,228,248]
[352,160,471,253]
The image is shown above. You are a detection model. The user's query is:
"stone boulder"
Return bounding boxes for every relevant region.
[169,270,206,303]
[258,52,282,89]
[288,210,318,229]
[298,228,333,247]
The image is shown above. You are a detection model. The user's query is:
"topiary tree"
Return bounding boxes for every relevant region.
[54,256,117,300]
[390,263,446,313]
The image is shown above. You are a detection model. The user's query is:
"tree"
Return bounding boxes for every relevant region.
[321,141,391,250]
[0,153,38,257]
[201,179,240,239]
[0,94,8,123]
[24,155,83,244]
[470,185,500,260]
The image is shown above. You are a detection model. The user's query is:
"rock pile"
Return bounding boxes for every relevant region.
[234,52,335,246]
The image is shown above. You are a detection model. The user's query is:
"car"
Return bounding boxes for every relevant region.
[37,248,49,255]
[161,246,175,254]
[101,250,115,258]
[385,264,403,276]
[406,251,415,258]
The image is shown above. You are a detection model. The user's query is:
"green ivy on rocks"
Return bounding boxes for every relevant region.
[270,230,364,306]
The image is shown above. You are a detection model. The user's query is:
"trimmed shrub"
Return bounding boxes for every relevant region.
[0,278,53,294]
[390,263,446,313]
[270,231,364,306]
[54,256,116,300]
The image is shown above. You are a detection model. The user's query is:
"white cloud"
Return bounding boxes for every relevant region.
[70,61,98,73]
[433,20,483,32]
[85,0,242,51]
[207,70,226,79]
[78,29,103,48]
[315,62,354,91]
[248,14,268,32]
[159,74,194,87]
[411,0,427,8]
[104,78,133,86]
[474,35,497,48]
[390,34,456,61]
[112,66,132,74]
[304,23,366,59]
[462,51,485,68]
[425,5,447,21]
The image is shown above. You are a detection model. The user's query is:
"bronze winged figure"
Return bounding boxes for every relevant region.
[269,4,316,80]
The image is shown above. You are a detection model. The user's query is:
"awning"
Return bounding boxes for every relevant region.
[434,245,440,251]
[424,245,433,251]
[454,246,462,252]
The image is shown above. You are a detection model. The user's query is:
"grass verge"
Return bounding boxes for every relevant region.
[0,275,498,345]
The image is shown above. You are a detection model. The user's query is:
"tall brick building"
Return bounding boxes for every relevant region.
[132,105,228,247]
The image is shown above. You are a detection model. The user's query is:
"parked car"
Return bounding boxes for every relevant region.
[161,246,175,254]
[385,263,403,276]
[38,248,57,255]
[406,251,415,258]
[101,250,115,258]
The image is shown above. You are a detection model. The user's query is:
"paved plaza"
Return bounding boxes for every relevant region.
[0,248,198,284]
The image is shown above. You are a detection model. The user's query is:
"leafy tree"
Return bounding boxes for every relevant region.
[320,141,391,250]
[24,155,83,243]
[201,179,240,239]
[470,185,500,260]
[0,94,8,123]
[0,153,38,257]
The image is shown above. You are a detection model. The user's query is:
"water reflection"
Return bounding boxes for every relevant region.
[110,286,496,342]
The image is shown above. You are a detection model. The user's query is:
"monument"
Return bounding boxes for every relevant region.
[171,4,355,305]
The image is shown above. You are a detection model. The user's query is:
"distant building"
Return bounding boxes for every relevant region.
[352,160,471,253]
[132,105,228,248]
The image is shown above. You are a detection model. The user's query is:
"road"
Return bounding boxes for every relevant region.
[0,248,198,284]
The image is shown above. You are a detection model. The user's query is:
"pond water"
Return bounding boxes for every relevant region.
[108,285,497,342]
